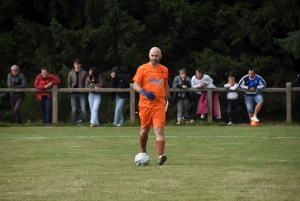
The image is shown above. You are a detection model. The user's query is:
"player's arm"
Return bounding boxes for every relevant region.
[133,81,142,93]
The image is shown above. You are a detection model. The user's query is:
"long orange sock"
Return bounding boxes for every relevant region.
[156,140,165,156]
[139,135,148,153]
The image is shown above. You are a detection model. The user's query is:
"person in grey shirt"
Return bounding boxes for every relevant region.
[68,59,88,124]
[7,65,26,126]
[173,68,191,124]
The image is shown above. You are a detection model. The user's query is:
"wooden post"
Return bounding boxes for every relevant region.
[207,89,213,123]
[52,85,58,123]
[130,83,136,122]
[286,82,292,123]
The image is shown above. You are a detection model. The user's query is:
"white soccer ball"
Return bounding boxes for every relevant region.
[134,153,150,166]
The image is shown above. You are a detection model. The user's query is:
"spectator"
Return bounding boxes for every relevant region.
[224,76,238,125]
[34,67,61,125]
[133,47,171,165]
[7,65,26,126]
[191,68,213,121]
[173,68,191,124]
[111,66,129,127]
[238,69,266,122]
[85,67,103,127]
[68,59,88,124]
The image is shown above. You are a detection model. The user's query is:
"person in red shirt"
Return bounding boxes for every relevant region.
[133,47,171,165]
[34,67,61,125]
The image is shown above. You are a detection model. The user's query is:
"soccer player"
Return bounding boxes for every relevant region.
[238,69,266,122]
[133,47,171,165]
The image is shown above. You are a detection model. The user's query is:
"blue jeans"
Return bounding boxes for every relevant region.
[244,93,264,113]
[71,93,87,123]
[39,96,52,124]
[88,93,101,125]
[113,94,126,125]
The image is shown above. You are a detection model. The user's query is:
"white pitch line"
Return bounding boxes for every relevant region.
[7,135,300,139]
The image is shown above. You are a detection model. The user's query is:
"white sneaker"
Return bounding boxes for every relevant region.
[90,122,95,127]
[116,124,121,127]
[176,122,180,125]
[228,121,234,125]
[251,116,259,122]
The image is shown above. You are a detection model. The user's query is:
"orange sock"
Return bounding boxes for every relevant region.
[140,135,148,153]
[156,140,165,156]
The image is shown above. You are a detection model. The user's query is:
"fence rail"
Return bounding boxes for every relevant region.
[1,83,299,123]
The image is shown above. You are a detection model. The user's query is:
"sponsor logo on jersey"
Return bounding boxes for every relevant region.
[148,78,163,84]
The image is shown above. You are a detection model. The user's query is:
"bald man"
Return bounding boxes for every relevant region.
[133,47,171,165]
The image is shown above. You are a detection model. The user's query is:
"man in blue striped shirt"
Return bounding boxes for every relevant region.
[238,69,266,122]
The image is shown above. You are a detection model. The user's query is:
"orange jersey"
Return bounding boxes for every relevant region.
[133,62,168,108]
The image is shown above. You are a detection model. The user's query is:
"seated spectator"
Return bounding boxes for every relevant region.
[34,67,61,125]
[173,68,191,124]
[7,65,26,126]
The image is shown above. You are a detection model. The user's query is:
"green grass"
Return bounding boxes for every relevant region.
[0,126,299,200]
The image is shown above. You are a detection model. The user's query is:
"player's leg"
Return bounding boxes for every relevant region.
[153,108,167,165]
[140,127,150,153]
[139,107,152,153]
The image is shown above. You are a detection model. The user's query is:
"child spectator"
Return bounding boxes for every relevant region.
[224,76,238,125]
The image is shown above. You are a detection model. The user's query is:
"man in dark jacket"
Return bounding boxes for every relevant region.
[68,59,88,124]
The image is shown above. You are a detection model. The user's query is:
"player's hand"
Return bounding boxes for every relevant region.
[140,89,156,100]
[166,96,172,106]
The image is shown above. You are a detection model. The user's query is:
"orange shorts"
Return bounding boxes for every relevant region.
[139,107,166,127]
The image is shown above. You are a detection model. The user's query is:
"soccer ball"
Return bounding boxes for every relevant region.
[134,153,150,166]
[250,120,260,126]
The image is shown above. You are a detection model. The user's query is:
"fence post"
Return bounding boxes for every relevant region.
[207,89,213,123]
[52,85,58,123]
[130,84,136,122]
[286,82,292,123]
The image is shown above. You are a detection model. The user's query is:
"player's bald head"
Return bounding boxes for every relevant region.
[149,47,162,56]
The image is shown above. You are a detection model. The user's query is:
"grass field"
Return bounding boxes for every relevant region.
[0,125,299,200]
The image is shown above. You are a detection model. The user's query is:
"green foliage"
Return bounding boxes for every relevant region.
[275,30,300,59]
[1,0,300,122]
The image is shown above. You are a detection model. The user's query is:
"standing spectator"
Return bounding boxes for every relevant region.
[224,76,238,125]
[238,69,266,122]
[85,67,103,127]
[68,59,88,124]
[133,47,171,166]
[191,68,213,121]
[173,68,191,124]
[7,65,26,126]
[111,66,129,127]
[34,67,61,125]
